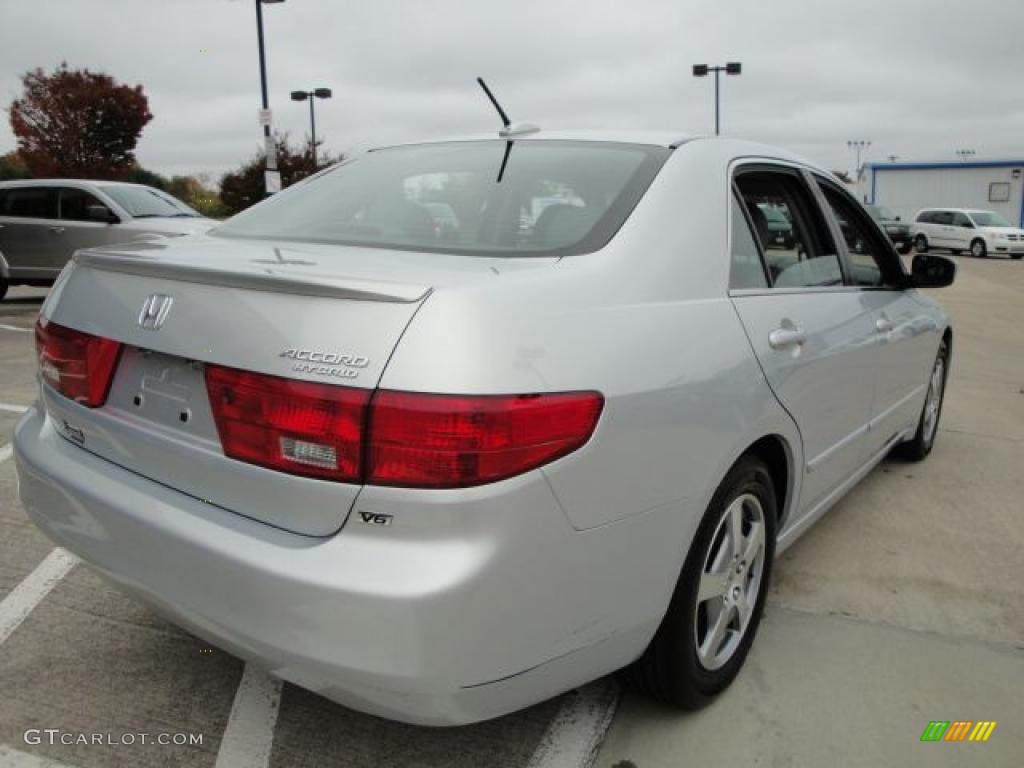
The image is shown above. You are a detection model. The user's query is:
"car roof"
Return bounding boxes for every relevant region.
[366,131,825,177]
[372,128,696,150]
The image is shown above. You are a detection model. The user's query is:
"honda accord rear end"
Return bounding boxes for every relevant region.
[14,134,801,724]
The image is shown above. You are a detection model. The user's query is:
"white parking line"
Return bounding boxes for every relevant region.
[0,324,32,333]
[214,664,283,768]
[526,680,620,768]
[0,443,11,464]
[0,403,30,414]
[0,744,79,767]
[0,549,78,646]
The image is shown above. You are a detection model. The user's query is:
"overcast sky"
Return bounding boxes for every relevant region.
[2,0,1022,181]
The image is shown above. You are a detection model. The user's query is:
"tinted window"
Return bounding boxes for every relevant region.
[818,183,896,288]
[735,169,842,288]
[933,211,954,225]
[214,141,670,257]
[102,185,195,218]
[2,187,58,219]
[59,187,111,222]
[951,212,973,228]
[916,211,934,223]
[730,194,768,289]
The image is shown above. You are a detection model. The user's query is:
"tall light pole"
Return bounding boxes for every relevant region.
[291,88,333,169]
[847,140,871,177]
[956,148,976,162]
[255,0,285,194]
[692,62,742,135]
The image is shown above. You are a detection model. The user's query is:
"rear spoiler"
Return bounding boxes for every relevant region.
[74,249,431,304]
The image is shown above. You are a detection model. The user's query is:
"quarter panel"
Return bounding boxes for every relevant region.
[380,283,795,531]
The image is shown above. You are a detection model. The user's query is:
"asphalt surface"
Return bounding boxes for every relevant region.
[1,255,1022,767]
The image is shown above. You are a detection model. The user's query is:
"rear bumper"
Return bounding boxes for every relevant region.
[14,406,677,725]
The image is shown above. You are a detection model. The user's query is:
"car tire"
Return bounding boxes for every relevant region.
[970,239,987,258]
[914,234,928,253]
[632,455,777,709]
[0,277,8,302]
[896,340,948,461]
[1012,254,1023,260]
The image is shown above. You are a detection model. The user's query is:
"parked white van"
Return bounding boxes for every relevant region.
[912,208,1024,259]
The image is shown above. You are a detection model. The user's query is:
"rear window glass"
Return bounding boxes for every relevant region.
[213,140,670,257]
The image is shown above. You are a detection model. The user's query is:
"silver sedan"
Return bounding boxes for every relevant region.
[14,131,954,725]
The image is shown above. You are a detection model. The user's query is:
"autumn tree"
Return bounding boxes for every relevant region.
[220,135,340,216]
[0,151,31,180]
[9,63,153,179]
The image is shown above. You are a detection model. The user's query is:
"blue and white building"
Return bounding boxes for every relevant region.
[858,160,1024,227]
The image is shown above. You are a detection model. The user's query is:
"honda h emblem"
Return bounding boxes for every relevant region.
[138,294,174,330]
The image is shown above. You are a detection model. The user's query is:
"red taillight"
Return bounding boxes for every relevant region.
[367,390,604,488]
[35,318,122,408]
[205,365,371,482]
[203,365,603,488]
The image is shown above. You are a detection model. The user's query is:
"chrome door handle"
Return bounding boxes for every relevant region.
[875,317,893,333]
[768,327,806,349]
[49,226,65,234]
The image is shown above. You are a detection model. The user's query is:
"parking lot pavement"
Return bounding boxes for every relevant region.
[1,260,1022,768]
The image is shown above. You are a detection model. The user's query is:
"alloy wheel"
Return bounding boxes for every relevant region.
[922,356,945,445]
[693,493,766,671]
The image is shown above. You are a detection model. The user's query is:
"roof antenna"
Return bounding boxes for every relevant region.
[477,77,510,129]
[476,77,539,182]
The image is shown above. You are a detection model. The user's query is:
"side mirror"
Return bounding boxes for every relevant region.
[895,215,901,221]
[87,204,118,223]
[909,253,956,289]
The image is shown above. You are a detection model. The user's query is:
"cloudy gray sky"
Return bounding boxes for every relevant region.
[2,0,1022,180]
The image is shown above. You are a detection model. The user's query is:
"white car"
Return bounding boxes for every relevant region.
[0,179,216,299]
[912,208,1024,259]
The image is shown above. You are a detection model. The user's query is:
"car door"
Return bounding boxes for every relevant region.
[0,186,60,279]
[55,186,122,266]
[950,211,975,251]
[730,165,877,519]
[932,210,956,249]
[815,179,940,457]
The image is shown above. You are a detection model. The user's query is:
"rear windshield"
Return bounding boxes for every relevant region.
[213,140,670,257]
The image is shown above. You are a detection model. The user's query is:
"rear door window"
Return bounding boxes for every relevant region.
[2,187,58,219]
[734,167,843,288]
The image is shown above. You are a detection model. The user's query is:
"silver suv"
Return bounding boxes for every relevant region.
[0,179,215,300]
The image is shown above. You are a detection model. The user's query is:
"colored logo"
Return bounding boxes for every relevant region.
[920,721,996,742]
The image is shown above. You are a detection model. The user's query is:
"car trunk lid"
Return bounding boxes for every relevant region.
[39,236,554,536]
